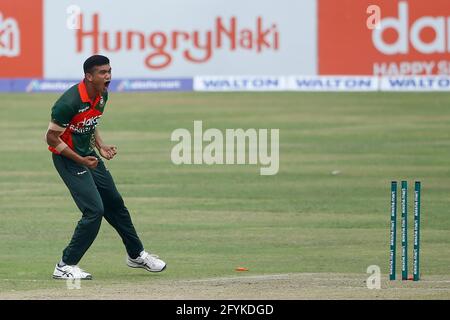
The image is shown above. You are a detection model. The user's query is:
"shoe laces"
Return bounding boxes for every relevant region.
[140,251,160,262]
[72,265,87,274]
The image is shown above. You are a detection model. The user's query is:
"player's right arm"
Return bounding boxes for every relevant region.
[45,123,98,169]
[46,99,98,169]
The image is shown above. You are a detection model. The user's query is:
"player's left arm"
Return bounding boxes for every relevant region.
[95,128,117,160]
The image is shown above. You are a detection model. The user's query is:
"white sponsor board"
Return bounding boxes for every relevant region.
[380,76,450,91]
[195,76,379,91]
[44,0,317,78]
[288,76,379,91]
[194,76,285,91]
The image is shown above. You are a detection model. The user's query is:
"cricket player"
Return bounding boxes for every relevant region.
[45,55,166,279]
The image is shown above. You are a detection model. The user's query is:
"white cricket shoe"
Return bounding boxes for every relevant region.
[52,264,93,280]
[126,251,166,272]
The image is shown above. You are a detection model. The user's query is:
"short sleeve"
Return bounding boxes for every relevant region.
[51,101,75,127]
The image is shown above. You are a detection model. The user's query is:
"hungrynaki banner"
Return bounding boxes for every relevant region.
[44,0,317,78]
[0,0,43,78]
[319,0,450,76]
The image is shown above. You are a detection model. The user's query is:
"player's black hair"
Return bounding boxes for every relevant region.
[83,55,110,74]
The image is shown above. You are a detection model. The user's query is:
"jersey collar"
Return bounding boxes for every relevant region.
[78,80,101,107]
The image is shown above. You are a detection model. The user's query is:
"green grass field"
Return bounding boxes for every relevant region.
[0,92,449,299]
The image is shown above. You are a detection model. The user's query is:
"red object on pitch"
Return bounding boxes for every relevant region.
[408,275,414,280]
[236,267,249,272]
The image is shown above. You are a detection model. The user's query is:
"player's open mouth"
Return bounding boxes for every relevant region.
[105,81,111,88]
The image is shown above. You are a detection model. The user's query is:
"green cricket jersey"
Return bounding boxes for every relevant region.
[49,81,108,156]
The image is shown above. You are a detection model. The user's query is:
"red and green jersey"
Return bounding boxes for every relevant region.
[49,81,108,156]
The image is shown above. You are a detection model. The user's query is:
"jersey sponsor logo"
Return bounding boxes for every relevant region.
[78,105,90,113]
[69,115,101,134]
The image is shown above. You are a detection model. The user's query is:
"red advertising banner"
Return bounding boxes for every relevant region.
[0,0,43,77]
[319,0,450,75]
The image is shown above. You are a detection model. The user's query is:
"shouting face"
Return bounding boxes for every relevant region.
[85,64,112,93]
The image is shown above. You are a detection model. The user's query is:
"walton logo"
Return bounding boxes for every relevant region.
[372,1,450,55]
[0,12,20,57]
[76,13,279,70]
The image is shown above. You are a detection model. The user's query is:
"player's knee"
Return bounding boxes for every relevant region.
[87,204,104,219]
[108,194,125,208]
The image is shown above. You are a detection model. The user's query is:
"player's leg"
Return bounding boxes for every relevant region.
[90,157,166,272]
[52,153,104,273]
[89,157,143,257]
